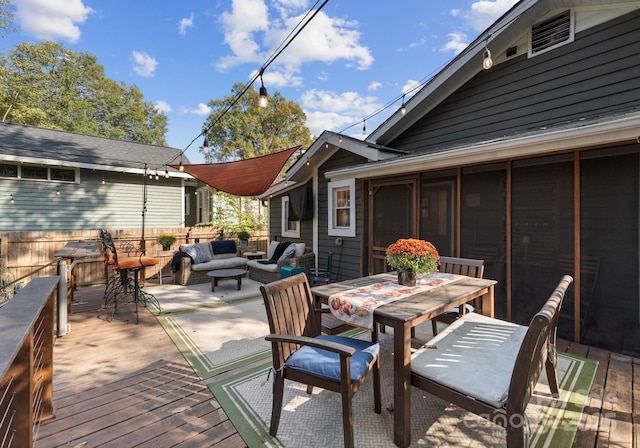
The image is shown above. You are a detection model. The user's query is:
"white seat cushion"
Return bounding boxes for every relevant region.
[412,313,527,408]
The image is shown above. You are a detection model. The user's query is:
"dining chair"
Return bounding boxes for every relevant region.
[431,256,485,335]
[260,273,381,448]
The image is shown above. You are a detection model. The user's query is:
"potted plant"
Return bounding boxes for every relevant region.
[157,233,177,251]
[237,230,251,247]
[386,238,439,286]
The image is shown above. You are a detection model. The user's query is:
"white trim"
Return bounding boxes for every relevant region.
[281,196,300,238]
[327,178,356,237]
[326,113,640,182]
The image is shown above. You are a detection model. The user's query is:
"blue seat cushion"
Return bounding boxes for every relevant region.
[284,335,379,382]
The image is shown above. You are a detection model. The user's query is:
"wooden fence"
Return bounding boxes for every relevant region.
[0,228,269,290]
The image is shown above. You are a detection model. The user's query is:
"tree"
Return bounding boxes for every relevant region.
[202,82,312,162]
[0,41,167,145]
[0,0,16,39]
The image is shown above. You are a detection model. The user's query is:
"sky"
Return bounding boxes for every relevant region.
[1,0,519,164]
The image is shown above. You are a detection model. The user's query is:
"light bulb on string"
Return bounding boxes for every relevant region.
[258,74,268,109]
[400,94,406,115]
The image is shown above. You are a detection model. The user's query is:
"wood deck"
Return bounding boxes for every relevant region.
[38,284,639,448]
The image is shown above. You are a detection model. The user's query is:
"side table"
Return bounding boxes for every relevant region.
[280,265,306,279]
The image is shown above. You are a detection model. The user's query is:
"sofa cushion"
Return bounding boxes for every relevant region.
[191,256,247,272]
[294,243,306,257]
[266,241,279,260]
[180,243,211,264]
[211,240,237,255]
[278,244,297,261]
[247,259,280,273]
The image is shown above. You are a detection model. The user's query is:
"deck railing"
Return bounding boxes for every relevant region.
[0,276,58,447]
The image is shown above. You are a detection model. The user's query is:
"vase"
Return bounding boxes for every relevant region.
[397,270,416,287]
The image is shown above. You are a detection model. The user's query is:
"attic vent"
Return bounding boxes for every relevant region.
[530,10,572,55]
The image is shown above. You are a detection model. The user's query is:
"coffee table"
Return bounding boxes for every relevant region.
[206,268,247,292]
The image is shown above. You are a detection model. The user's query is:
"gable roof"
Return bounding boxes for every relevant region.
[259,130,405,198]
[0,122,191,177]
[369,0,640,146]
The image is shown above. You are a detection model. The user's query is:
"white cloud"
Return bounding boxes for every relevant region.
[441,32,468,54]
[191,103,212,116]
[368,81,382,91]
[132,51,158,78]
[178,12,195,35]
[465,0,519,32]
[450,9,461,17]
[216,0,373,87]
[155,100,172,113]
[14,0,93,43]
[300,89,381,136]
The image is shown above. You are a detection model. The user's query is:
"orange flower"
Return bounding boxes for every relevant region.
[386,238,439,273]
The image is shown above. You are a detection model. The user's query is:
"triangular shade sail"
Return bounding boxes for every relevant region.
[170,146,300,197]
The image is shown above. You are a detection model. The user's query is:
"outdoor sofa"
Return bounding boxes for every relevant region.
[246,241,315,283]
[172,240,247,286]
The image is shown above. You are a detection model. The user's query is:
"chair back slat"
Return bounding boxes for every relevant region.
[260,274,319,365]
[439,256,485,279]
[507,275,572,417]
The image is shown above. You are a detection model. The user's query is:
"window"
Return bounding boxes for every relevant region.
[328,179,356,237]
[51,168,76,182]
[0,163,18,178]
[21,166,47,180]
[281,196,300,238]
[529,10,573,57]
[0,164,78,182]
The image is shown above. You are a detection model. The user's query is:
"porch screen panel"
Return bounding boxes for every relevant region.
[580,150,638,353]
[371,183,415,274]
[460,165,507,319]
[511,158,574,326]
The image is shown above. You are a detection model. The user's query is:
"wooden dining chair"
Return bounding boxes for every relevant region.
[260,274,381,448]
[431,256,485,335]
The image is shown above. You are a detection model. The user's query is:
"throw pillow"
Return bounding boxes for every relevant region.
[277,243,297,262]
[294,243,306,257]
[180,244,211,264]
[267,241,280,260]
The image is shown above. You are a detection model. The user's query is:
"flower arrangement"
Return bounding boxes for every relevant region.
[386,238,439,273]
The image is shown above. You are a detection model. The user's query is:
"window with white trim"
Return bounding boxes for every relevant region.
[328,179,355,237]
[281,196,300,238]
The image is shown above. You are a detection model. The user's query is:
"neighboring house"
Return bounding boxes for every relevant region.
[0,122,196,231]
[262,0,640,355]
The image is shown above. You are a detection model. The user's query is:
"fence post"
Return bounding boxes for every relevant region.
[57,260,68,336]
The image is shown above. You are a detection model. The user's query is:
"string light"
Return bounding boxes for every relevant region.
[165,167,170,178]
[101,177,106,185]
[483,47,493,69]
[400,94,406,115]
[258,73,268,109]
[202,132,210,156]
[10,194,14,204]
[363,119,366,134]
[56,186,60,196]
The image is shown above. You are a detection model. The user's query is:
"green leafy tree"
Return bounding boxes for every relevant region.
[0,41,167,145]
[202,82,312,161]
[0,0,16,39]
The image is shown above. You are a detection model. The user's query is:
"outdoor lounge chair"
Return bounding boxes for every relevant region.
[260,273,381,448]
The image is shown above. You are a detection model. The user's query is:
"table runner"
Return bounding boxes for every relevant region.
[328,272,463,330]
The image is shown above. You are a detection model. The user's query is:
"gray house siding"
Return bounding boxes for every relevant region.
[391,8,640,151]
[1,170,183,231]
[317,151,368,282]
[268,180,313,251]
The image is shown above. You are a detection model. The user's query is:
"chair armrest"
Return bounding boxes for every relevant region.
[265,334,356,357]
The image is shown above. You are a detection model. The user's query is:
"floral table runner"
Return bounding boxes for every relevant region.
[328,272,464,330]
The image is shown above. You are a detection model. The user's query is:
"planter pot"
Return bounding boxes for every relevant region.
[397,270,416,287]
[162,244,171,251]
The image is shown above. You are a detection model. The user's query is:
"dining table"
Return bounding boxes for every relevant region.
[311,271,497,448]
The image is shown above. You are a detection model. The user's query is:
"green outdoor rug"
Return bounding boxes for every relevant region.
[209,329,598,448]
[150,280,271,379]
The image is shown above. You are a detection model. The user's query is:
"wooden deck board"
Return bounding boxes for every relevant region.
[39,285,245,448]
[38,284,638,448]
